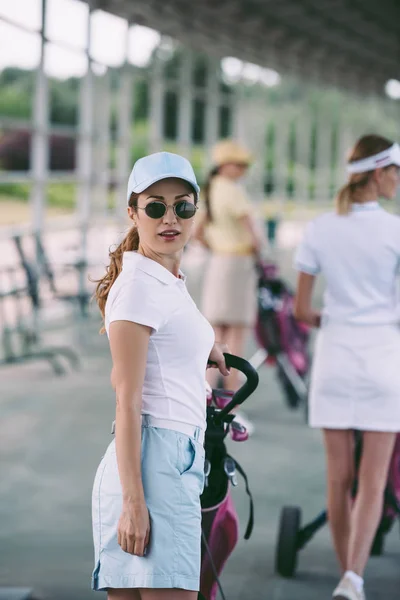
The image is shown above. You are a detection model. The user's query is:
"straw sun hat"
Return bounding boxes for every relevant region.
[212,139,253,167]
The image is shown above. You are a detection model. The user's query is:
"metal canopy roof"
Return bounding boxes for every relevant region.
[92,0,400,95]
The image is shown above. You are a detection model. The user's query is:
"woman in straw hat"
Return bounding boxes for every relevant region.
[293,134,400,600]
[194,140,262,404]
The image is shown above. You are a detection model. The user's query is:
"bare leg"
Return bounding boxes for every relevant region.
[347,431,396,576]
[140,589,197,600]
[206,325,227,389]
[108,589,141,600]
[323,429,355,574]
[223,325,249,391]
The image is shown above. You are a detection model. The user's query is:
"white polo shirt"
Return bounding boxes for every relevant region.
[105,252,215,430]
[294,202,400,325]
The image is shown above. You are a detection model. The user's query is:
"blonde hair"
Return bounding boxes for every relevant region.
[93,193,139,332]
[336,134,394,215]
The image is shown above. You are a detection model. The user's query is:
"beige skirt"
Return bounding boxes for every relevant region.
[201,254,257,327]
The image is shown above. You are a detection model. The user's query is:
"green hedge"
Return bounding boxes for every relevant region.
[0,182,76,208]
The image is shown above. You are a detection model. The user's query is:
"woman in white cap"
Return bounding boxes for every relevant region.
[293,134,400,600]
[91,152,229,600]
[195,140,262,400]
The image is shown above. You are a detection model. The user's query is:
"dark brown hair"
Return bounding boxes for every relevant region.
[336,134,394,215]
[203,166,219,222]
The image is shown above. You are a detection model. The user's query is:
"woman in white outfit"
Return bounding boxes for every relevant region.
[92,152,229,600]
[293,135,400,600]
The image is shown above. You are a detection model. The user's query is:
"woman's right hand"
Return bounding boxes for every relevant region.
[118,499,150,556]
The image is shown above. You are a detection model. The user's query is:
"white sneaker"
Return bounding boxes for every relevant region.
[333,576,366,600]
[233,411,255,436]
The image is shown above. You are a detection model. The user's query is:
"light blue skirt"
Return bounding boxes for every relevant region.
[91,418,205,591]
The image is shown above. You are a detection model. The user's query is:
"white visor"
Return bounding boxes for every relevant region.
[346,143,400,174]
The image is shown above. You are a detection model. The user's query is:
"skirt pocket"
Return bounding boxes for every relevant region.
[177,435,205,497]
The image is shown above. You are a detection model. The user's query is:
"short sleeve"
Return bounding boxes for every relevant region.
[109,279,167,332]
[293,221,321,275]
[228,184,252,218]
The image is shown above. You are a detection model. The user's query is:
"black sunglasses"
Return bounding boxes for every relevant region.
[137,200,198,220]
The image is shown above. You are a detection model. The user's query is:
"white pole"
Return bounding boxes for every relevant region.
[245,92,267,203]
[149,45,164,154]
[203,56,220,174]
[116,43,133,222]
[77,0,95,229]
[76,0,95,307]
[177,50,193,160]
[295,105,311,206]
[232,79,246,144]
[93,69,111,217]
[30,0,49,234]
[273,105,290,217]
[315,110,332,206]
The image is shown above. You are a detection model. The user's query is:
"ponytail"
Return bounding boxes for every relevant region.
[203,166,219,222]
[336,134,394,215]
[335,173,371,215]
[93,194,139,333]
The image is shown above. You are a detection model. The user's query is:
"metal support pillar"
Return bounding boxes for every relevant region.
[177,50,193,160]
[232,78,247,145]
[77,2,94,229]
[115,26,133,222]
[116,63,133,221]
[274,107,290,216]
[244,94,267,202]
[76,0,95,306]
[149,46,164,154]
[295,107,311,205]
[93,69,111,217]
[30,0,49,235]
[203,57,220,173]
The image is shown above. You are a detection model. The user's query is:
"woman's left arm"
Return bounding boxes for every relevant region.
[293,271,321,328]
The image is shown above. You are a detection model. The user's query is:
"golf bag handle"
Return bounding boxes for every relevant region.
[208,353,259,420]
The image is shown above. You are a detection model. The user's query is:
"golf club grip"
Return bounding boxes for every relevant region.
[208,353,259,417]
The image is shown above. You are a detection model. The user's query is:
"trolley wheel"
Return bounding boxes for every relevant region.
[370,530,385,556]
[275,506,301,578]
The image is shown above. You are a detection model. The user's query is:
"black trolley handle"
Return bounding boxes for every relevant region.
[208,353,259,420]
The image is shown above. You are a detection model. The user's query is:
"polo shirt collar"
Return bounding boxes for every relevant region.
[122,252,186,284]
[351,201,380,212]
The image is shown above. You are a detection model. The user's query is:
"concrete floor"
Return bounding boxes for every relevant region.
[1,245,399,600]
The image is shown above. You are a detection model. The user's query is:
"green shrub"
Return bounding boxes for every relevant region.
[46,183,76,208]
[0,182,30,200]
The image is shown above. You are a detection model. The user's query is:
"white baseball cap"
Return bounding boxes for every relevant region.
[127,152,200,204]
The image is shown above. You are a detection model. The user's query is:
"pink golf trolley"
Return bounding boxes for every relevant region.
[250,259,311,412]
[199,354,259,600]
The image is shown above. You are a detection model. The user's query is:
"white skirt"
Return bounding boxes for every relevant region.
[309,323,400,431]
